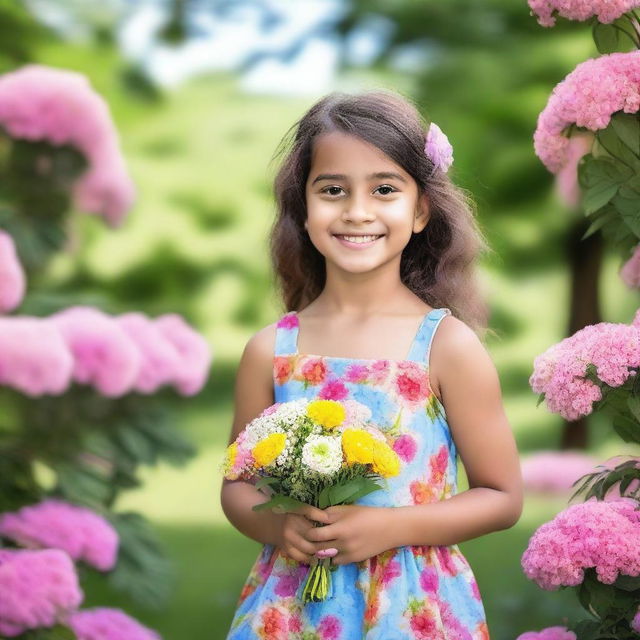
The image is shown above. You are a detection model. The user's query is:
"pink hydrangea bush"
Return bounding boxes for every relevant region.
[69,608,161,640]
[534,52,640,173]
[0,64,135,226]
[521,450,599,493]
[0,548,83,636]
[529,314,640,420]
[521,498,640,589]
[621,243,640,288]
[528,0,640,27]
[0,231,25,312]
[0,316,73,395]
[0,499,118,571]
[517,626,576,640]
[154,313,212,395]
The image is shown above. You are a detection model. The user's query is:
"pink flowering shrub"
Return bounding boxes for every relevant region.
[528,0,640,27]
[0,548,83,636]
[116,312,182,394]
[529,316,640,420]
[0,499,118,571]
[521,498,640,589]
[534,52,640,173]
[621,243,640,288]
[0,64,135,226]
[69,607,161,640]
[155,313,212,395]
[517,626,577,640]
[0,316,73,395]
[521,450,599,493]
[0,231,25,312]
[51,306,141,397]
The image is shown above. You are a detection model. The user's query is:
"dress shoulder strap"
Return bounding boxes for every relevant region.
[274,311,299,357]
[406,308,451,364]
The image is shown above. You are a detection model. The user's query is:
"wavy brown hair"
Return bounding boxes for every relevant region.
[268,89,490,334]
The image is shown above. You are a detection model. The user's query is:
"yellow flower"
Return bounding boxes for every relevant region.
[252,433,286,468]
[372,440,401,478]
[306,400,346,430]
[222,442,239,479]
[341,429,375,465]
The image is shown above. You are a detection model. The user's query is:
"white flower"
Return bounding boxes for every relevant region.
[301,435,343,476]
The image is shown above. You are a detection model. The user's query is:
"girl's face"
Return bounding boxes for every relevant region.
[304,131,429,275]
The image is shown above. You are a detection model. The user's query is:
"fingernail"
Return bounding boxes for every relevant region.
[316,548,338,558]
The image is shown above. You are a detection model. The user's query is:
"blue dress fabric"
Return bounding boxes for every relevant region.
[226,308,490,639]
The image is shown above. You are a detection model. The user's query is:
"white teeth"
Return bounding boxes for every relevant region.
[337,235,381,243]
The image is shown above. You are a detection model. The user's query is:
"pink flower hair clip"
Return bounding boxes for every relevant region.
[424,122,454,173]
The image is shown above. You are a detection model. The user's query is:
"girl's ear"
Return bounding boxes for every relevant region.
[413,193,430,234]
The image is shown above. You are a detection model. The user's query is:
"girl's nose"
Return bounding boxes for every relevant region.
[342,195,375,223]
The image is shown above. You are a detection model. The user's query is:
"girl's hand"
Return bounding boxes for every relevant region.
[306,504,395,565]
[274,504,330,565]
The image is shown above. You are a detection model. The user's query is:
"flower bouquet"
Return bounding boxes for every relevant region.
[222,398,401,602]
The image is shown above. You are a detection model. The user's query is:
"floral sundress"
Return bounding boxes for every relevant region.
[226,308,490,640]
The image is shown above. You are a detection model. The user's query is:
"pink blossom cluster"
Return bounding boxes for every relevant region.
[529,315,640,419]
[0,499,118,571]
[517,626,576,640]
[0,306,211,397]
[528,0,640,27]
[0,548,83,636]
[633,605,640,633]
[0,65,135,227]
[521,450,599,493]
[621,243,640,288]
[69,608,161,640]
[534,52,640,173]
[0,231,25,313]
[424,122,454,173]
[521,498,640,590]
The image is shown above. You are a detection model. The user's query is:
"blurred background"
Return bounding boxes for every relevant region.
[2,0,639,638]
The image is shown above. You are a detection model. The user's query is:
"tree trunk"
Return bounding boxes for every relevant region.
[561,218,603,450]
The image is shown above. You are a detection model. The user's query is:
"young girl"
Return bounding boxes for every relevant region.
[220,89,523,639]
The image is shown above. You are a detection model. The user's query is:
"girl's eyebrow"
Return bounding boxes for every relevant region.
[311,171,407,185]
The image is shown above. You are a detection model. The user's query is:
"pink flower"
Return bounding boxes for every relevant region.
[632,605,640,633]
[554,131,594,209]
[419,567,439,593]
[0,231,25,312]
[0,499,118,571]
[260,403,282,417]
[276,313,299,329]
[424,122,453,173]
[621,244,640,289]
[0,65,135,226]
[534,52,640,173]
[318,615,342,640]
[51,306,141,397]
[344,363,368,383]
[116,312,181,393]
[341,398,372,426]
[273,573,300,598]
[409,611,441,639]
[259,606,288,639]
[69,607,161,640]
[393,434,417,463]
[528,0,640,27]
[517,626,577,640]
[395,362,429,405]
[0,548,83,637]
[381,559,401,586]
[318,378,349,401]
[369,359,390,384]
[521,498,640,589]
[521,450,600,493]
[0,317,73,395]
[530,315,640,419]
[154,313,212,395]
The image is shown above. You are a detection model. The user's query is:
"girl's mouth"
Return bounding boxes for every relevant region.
[332,234,384,249]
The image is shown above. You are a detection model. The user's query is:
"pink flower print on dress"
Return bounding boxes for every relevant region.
[274,574,300,598]
[288,615,303,634]
[258,606,288,640]
[369,359,390,384]
[300,357,327,386]
[394,361,429,406]
[420,566,439,593]
[318,615,342,640]
[318,378,349,401]
[273,357,292,385]
[439,600,473,640]
[436,547,459,577]
[381,559,401,586]
[409,607,445,640]
[410,480,435,505]
[276,313,299,329]
[345,363,369,383]
[429,445,449,485]
[393,434,417,463]
[470,576,482,600]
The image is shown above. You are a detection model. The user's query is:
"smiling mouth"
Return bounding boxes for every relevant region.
[332,234,385,244]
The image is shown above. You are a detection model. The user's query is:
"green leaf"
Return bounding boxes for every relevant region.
[612,414,640,444]
[583,182,619,215]
[611,112,640,156]
[613,573,640,591]
[626,395,640,422]
[535,392,545,408]
[581,208,618,239]
[593,22,620,54]
[255,476,279,491]
[252,494,309,513]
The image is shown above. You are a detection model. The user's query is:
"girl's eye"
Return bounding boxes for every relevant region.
[321,185,397,197]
